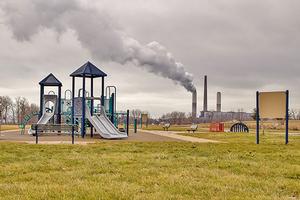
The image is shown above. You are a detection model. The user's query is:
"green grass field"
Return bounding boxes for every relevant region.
[0,125,20,131]
[0,132,299,200]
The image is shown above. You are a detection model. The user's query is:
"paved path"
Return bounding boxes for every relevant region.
[0,129,221,143]
[0,129,181,143]
[139,130,221,143]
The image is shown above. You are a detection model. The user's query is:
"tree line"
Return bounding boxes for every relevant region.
[0,96,39,124]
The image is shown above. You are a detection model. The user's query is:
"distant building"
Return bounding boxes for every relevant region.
[199,111,253,123]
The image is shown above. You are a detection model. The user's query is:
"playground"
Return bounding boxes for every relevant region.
[17,61,133,144]
[0,61,298,199]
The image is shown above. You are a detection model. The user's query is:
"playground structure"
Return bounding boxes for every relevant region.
[230,122,249,133]
[24,61,129,142]
[209,122,224,132]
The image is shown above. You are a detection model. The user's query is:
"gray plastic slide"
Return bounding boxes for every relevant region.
[29,95,57,134]
[85,105,128,139]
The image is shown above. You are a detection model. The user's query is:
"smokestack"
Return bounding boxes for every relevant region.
[217,92,221,112]
[192,90,197,119]
[203,75,208,112]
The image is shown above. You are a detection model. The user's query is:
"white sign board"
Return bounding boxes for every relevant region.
[259,91,286,119]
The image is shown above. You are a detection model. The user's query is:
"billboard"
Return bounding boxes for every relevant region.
[259,91,286,119]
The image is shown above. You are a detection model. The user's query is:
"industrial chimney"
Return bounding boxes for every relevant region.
[203,75,208,112]
[217,92,221,112]
[192,90,197,119]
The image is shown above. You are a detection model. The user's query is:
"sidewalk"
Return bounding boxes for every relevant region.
[139,130,221,143]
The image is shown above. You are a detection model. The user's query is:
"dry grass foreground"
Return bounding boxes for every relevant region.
[0,132,299,200]
[0,125,20,131]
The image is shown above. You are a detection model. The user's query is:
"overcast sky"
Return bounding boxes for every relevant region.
[0,0,300,117]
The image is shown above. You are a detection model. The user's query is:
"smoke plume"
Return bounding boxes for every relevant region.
[1,0,196,92]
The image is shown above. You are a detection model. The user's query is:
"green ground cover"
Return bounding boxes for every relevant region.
[0,132,299,199]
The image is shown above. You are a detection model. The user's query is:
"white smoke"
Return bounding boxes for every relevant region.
[1,0,196,92]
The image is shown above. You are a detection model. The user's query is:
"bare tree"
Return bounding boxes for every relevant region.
[15,97,21,124]
[0,96,13,123]
[289,109,297,120]
[160,111,187,125]
[17,97,30,124]
[252,108,257,120]
[0,96,39,125]
[131,109,142,119]
[29,103,39,113]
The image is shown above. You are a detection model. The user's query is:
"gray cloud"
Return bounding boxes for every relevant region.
[1,0,196,92]
[0,0,300,116]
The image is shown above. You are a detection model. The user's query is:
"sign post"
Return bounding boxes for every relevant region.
[256,91,259,144]
[256,90,289,144]
[285,90,289,144]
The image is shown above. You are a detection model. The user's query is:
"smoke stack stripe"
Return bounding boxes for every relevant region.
[203,75,208,112]
[192,90,197,119]
[217,92,221,112]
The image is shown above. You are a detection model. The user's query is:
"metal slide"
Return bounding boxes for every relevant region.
[85,104,128,139]
[28,95,57,134]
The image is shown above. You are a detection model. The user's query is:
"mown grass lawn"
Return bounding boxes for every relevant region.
[0,133,299,200]
[0,125,20,131]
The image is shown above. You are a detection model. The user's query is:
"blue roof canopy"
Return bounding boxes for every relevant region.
[39,73,62,86]
[70,61,107,78]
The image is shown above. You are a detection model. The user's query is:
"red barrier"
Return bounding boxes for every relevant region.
[209,123,224,132]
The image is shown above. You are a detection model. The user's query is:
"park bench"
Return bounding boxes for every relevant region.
[31,124,79,144]
[163,123,171,131]
[187,124,198,133]
[31,124,79,135]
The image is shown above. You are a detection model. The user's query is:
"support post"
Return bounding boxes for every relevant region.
[256,91,260,144]
[35,125,38,144]
[110,93,115,124]
[286,90,289,144]
[82,76,86,138]
[101,77,105,106]
[126,110,130,136]
[71,77,75,144]
[134,118,137,133]
[39,85,44,120]
[57,85,62,124]
[90,78,94,138]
